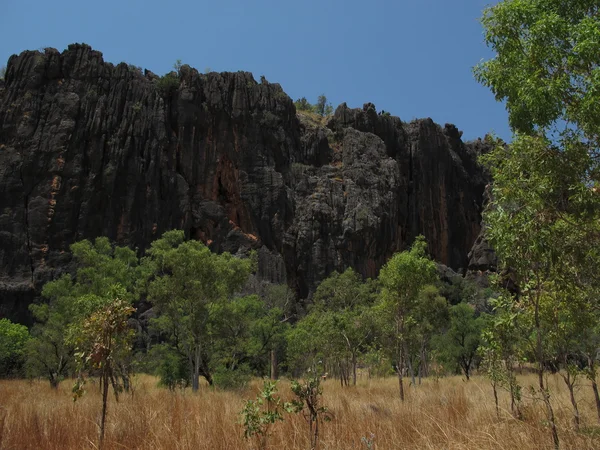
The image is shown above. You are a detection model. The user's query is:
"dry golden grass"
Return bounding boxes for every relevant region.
[0,373,599,449]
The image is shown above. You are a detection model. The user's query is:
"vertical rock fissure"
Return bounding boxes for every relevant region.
[405,142,414,243]
[19,167,34,284]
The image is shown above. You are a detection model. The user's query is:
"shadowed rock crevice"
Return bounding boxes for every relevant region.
[0,44,492,320]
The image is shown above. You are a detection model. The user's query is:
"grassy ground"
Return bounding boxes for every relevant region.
[0,373,599,449]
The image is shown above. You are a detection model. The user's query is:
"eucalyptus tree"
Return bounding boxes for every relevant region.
[143,230,253,391]
[375,237,438,401]
[475,1,600,445]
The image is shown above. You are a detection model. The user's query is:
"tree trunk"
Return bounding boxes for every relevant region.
[49,373,59,389]
[122,371,130,393]
[343,361,350,387]
[352,352,357,386]
[492,381,499,419]
[270,349,278,380]
[509,383,516,418]
[310,417,318,450]
[535,294,559,449]
[418,339,427,384]
[408,357,416,387]
[588,356,600,424]
[99,369,109,450]
[397,365,405,402]
[541,378,559,449]
[567,380,580,431]
[192,347,201,392]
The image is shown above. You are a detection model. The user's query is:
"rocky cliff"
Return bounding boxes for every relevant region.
[0,44,490,320]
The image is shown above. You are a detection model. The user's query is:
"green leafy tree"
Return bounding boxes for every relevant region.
[474,0,600,142]
[246,282,295,379]
[544,285,598,431]
[0,319,30,377]
[479,293,524,419]
[375,236,438,401]
[412,285,449,383]
[71,298,136,450]
[210,294,285,389]
[147,343,189,390]
[315,94,333,117]
[27,238,141,388]
[286,313,328,377]
[475,2,600,445]
[582,319,600,424]
[310,269,377,385]
[295,97,313,112]
[144,230,253,392]
[435,303,483,381]
[479,133,593,446]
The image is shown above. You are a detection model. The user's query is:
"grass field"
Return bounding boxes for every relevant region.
[0,373,599,449]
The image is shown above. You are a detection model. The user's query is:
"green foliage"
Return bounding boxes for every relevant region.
[155,60,183,96]
[287,376,328,417]
[439,274,480,306]
[315,94,333,117]
[409,285,450,379]
[295,95,334,116]
[434,303,484,380]
[27,237,142,388]
[0,319,30,377]
[241,380,286,450]
[212,364,252,391]
[378,237,438,309]
[0,65,6,80]
[474,0,600,141]
[287,269,376,385]
[478,294,524,418]
[474,2,600,442]
[295,97,313,112]
[70,298,135,449]
[312,268,375,310]
[71,298,136,400]
[144,230,254,391]
[148,343,189,391]
[155,73,180,95]
[375,236,439,399]
[173,59,183,73]
[287,368,332,450]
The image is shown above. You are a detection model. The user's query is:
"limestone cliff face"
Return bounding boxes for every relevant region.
[0,44,490,320]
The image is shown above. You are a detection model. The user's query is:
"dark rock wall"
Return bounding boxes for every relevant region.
[0,44,490,320]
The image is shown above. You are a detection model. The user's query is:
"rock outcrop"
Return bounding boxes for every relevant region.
[0,44,490,321]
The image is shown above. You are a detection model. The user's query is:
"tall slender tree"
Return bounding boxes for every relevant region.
[375,236,438,401]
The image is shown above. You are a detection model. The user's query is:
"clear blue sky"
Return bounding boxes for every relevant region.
[1,0,508,141]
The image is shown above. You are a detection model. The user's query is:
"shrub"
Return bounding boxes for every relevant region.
[213,364,252,391]
[295,97,313,112]
[148,344,190,391]
[0,319,29,377]
[241,380,286,450]
[155,73,179,95]
[286,368,332,450]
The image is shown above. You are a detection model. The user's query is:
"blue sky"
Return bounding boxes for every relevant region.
[1,0,508,141]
